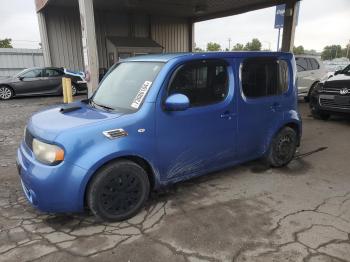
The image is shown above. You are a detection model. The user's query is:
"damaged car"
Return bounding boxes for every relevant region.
[17,52,301,221]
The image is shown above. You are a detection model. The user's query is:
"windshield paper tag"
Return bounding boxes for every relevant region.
[131,81,153,109]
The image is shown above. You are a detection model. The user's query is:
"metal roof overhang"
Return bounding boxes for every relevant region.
[36,0,296,22]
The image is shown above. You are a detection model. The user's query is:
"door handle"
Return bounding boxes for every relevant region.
[270,102,282,112]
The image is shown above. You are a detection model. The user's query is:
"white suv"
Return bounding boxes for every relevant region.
[295,55,327,101]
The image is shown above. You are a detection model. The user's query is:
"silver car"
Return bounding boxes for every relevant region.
[296,55,327,101]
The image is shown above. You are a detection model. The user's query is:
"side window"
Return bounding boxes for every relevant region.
[21,69,42,79]
[296,57,308,72]
[168,60,229,107]
[44,69,63,77]
[308,58,320,70]
[241,57,289,98]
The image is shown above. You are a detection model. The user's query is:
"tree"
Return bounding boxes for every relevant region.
[293,45,304,55]
[321,45,342,60]
[0,38,13,48]
[206,42,221,52]
[194,47,204,52]
[244,38,262,51]
[232,43,244,51]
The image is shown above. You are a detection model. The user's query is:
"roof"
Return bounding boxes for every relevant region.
[125,51,293,62]
[36,0,298,22]
[108,37,163,48]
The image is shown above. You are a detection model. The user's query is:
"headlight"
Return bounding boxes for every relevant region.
[32,139,64,165]
[316,82,324,91]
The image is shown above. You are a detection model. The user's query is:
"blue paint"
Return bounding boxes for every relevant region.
[17,52,301,213]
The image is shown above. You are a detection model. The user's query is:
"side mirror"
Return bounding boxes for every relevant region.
[18,76,24,81]
[164,94,190,111]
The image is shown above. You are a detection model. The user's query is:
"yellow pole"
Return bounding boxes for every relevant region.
[62,77,68,103]
[65,78,73,103]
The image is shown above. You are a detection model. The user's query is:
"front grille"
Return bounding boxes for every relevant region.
[24,129,34,150]
[322,87,342,94]
[320,97,350,110]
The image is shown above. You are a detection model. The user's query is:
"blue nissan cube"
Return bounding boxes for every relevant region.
[17,52,302,221]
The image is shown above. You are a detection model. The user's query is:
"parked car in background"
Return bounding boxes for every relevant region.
[295,55,327,101]
[17,52,301,221]
[309,64,350,120]
[0,67,87,100]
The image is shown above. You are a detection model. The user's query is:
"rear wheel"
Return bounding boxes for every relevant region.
[87,160,150,221]
[0,86,14,100]
[266,127,297,167]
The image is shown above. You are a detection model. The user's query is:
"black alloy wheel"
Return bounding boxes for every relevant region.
[87,160,150,221]
[266,127,298,167]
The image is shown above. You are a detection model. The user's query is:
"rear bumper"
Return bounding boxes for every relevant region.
[17,141,88,213]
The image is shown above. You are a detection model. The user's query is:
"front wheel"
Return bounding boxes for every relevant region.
[87,160,150,221]
[0,86,14,100]
[265,127,298,167]
[71,83,78,96]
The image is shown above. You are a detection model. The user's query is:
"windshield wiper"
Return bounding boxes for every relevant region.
[89,99,115,111]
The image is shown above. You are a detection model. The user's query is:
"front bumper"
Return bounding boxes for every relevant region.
[313,93,350,114]
[17,141,88,213]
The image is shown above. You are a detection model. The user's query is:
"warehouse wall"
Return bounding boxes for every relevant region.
[0,48,44,79]
[151,16,190,53]
[40,6,191,70]
[45,6,84,71]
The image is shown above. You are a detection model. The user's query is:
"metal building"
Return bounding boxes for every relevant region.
[35,0,299,94]
[0,48,44,79]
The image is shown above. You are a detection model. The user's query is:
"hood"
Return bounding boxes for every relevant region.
[27,101,124,141]
[325,73,350,88]
[0,76,14,84]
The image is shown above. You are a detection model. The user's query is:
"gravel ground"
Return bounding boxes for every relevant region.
[0,96,350,262]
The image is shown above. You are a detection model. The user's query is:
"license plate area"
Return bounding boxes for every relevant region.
[335,96,350,105]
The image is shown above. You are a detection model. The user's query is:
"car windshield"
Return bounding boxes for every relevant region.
[15,69,31,77]
[343,65,350,74]
[92,62,164,112]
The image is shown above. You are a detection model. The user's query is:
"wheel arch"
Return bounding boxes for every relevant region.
[83,154,159,208]
[308,81,320,95]
[0,84,15,96]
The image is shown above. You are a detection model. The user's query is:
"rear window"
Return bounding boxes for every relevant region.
[296,57,320,71]
[241,57,289,98]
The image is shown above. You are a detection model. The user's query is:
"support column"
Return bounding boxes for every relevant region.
[281,0,298,52]
[37,12,52,67]
[188,19,195,52]
[78,0,99,97]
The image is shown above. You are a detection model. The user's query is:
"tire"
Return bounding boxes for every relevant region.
[266,127,298,167]
[304,82,318,102]
[71,83,78,96]
[87,160,150,222]
[0,86,14,100]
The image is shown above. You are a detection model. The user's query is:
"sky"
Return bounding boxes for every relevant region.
[0,0,349,52]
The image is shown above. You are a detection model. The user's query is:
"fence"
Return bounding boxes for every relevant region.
[0,48,44,79]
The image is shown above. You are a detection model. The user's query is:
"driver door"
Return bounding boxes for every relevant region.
[155,59,237,182]
[13,69,45,95]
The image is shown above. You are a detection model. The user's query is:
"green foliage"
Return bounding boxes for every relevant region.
[293,45,305,55]
[232,43,244,51]
[244,38,262,51]
[321,45,344,60]
[206,42,221,52]
[0,38,13,48]
[194,47,204,52]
